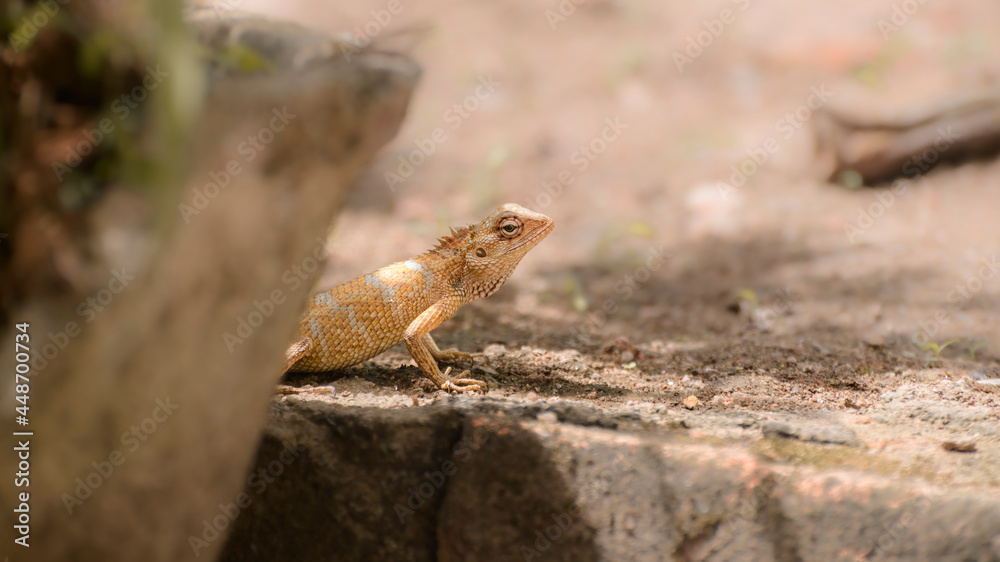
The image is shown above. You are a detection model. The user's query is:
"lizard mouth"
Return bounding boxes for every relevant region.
[510,218,554,253]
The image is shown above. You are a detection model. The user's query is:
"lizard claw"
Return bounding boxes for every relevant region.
[440,367,488,394]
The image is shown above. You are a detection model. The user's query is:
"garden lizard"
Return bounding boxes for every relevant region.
[281,203,554,393]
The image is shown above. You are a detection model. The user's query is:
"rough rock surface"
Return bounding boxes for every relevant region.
[222,393,1000,561]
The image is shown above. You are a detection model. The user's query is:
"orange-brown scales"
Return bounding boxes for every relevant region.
[283,203,554,393]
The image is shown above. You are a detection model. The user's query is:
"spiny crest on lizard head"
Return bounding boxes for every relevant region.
[433,203,554,300]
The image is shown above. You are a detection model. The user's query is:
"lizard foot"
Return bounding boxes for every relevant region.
[440,367,488,394]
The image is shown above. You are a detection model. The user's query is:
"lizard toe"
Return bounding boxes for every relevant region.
[274,384,335,396]
[441,380,487,394]
[441,369,488,394]
[436,349,482,362]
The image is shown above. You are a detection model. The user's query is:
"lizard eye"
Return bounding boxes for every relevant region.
[475,248,487,257]
[499,218,522,238]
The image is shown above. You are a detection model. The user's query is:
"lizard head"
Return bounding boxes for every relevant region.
[440,203,554,300]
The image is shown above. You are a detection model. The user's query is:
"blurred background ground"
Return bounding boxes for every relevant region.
[246,0,1000,485]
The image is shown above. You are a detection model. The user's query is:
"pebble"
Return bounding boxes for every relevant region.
[973,379,1000,393]
[683,395,701,409]
[537,411,558,424]
[844,398,864,409]
[483,343,507,358]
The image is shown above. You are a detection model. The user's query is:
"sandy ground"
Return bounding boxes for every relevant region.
[245,0,1000,487]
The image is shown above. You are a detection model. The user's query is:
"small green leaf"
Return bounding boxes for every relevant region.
[213,43,275,74]
[838,170,864,190]
[738,288,759,307]
[626,221,654,239]
[484,143,512,171]
[564,276,588,313]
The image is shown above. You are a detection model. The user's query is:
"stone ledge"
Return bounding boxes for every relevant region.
[221,395,1000,561]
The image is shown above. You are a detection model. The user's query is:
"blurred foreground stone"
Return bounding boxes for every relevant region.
[0,5,419,561]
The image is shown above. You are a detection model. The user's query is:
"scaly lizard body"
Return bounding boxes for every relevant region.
[282,203,554,392]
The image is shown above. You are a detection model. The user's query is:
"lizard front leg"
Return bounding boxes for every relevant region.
[405,299,487,393]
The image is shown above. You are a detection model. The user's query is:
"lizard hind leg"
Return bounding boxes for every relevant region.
[282,336,314,374]
[274,337,320,396]
[421,333,485,363]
